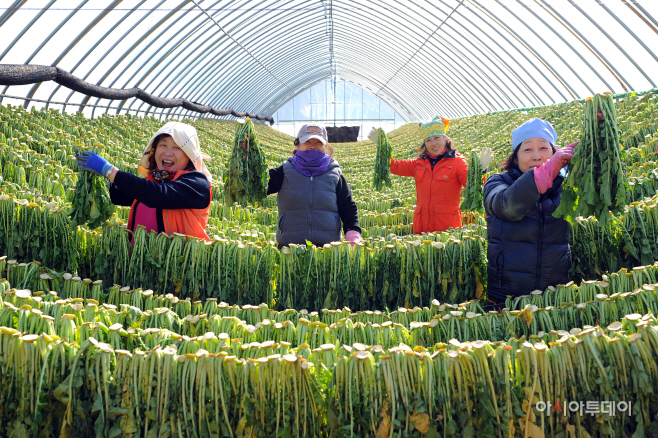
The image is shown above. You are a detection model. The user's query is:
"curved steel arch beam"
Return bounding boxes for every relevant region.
[360,0,510,114]
[435,20,521,108]
[127,0,263,105]
[526,0,613,93]
[72,0,170,116]
[625,1,658,31]
[469,0,571,102]
[80,1,191,113]
[495,0,586,97]
[439,0,542,106]
[115,0,226,115]
[94,2,205,115]
[26,0,121,107]
[333,1,502,115]
[459,1,551,105]
[174,19,329,116]
[328,9,478,116]
[0,1,27,29]
[538,0,631,92]
[417,0,520,110]
[376,0,464,95]
[191,4,329,105]
[189,0,295,94]
[134,0,317,116]
[410,20,511,111]
[0,0,58,101]
[136,0,320,116]
[329,16,478,117]
[595,1,657,85]
[200,51,330,118]
[46,0,150,109]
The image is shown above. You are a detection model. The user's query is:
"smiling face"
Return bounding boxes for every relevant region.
[153,135,190,172]
[516,137,554,173]
[297,138,326,153]
[424,135,447,155]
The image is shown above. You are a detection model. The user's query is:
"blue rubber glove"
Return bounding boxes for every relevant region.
[76,150,113,176]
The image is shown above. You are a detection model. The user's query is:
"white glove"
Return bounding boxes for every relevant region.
[479,147,494,170]
[368,128,379,144]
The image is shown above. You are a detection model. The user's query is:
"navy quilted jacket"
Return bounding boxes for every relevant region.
[484,168,572,305]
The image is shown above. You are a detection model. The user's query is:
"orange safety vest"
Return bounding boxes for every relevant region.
[127,170,212,242]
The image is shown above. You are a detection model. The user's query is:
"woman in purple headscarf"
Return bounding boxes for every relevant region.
[267,124,361,248]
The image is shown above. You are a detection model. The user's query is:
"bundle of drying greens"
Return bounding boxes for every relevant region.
[460,151,484,213]
[371,128,392,190]
[224,118,268,205]
[554,92,628,225]
[70,145,115,229]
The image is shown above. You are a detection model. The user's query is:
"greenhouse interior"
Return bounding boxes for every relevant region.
[1,1,658,436]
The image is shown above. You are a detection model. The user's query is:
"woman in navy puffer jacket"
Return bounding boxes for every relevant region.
[484,119,578,307]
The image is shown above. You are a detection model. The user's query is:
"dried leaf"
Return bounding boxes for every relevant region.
[410,412,430,435]
[375,400,391,438]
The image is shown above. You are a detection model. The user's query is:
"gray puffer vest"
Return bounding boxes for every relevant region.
[276,157,342,247]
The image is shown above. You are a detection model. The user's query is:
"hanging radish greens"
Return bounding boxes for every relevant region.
[460,151,484,213]
[372,128,392,190]
[554,92,628,225]
[224,118,269,206]
[69,145,114,229]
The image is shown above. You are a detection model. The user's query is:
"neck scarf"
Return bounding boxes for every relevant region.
[149,169,178,183]
[293,150,331,177]
[426,148,448,160]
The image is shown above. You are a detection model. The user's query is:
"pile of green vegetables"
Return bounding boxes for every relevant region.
[460,151,484,213]
[69,145,114,229]
[554,92,628,224]
[224,118,269,205]
[372,128,393,190]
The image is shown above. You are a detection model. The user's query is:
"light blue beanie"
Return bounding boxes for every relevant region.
[511,118,557,151]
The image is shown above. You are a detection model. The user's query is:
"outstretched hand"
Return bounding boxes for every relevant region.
[76,150,113,176]
[478,147,494,170]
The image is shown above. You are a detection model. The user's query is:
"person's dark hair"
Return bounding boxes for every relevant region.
[148,134,195,171]
[292,138,334,158]
[502,144,557,172]
[416,135,454,157]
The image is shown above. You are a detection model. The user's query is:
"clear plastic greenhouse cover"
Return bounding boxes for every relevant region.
[0,0,656,122]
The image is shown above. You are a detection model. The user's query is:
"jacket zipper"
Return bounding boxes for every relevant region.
[309,176,314,243]
[536,202,544,290]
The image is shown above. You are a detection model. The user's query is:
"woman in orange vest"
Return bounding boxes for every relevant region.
[75,122,213,242]
[390,116,468,234]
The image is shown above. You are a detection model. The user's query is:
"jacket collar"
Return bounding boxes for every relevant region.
[420,149,456,161]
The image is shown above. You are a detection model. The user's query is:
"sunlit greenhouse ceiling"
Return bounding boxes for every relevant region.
[0,0,657,122]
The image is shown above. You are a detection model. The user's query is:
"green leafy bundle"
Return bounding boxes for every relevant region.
[372,128,392,190]
[460,151,484,213]
[69,146,114,229]
[224,119,268,205]
[554,92,627,225]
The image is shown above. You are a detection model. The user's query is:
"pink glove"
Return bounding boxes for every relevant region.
[534,142,577,194]
[345,230,361,247]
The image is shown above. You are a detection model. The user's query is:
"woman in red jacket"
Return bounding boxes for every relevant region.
[390,116,468,234]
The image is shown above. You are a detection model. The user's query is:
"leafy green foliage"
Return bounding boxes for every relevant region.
[224,119,269,206]
[460,151,484,213]
[69,146,115,229]
[554,93,628,225]
[372,128,392,190]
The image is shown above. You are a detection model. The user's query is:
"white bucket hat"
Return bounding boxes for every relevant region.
[138,122,212,182]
